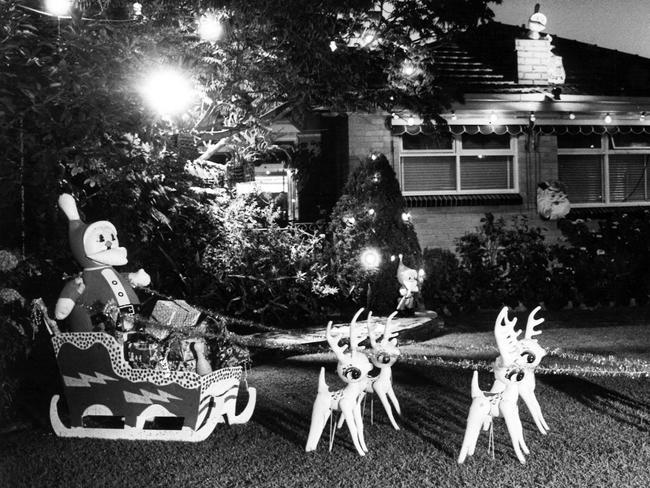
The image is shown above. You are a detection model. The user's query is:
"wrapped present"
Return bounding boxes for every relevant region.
[151,300,202,330]
[123,332,166,369]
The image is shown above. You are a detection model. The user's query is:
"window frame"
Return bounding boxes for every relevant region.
[397,132,519,196]
[558,134,650,207]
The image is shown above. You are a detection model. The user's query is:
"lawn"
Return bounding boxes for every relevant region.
[1,355,648,488]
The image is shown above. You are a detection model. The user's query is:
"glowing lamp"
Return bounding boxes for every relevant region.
[489,112,498,125]
[569,112,576,120]
[401,212,411,222]
[360,248,381,270]
[529,111,536,122]
[604,113,612,124]
[141,68,195,116]
[198,14,223,42]
[45,0,72,17]
[329,41,338,52]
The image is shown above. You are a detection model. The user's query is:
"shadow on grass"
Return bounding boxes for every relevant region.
[542,375,650,433]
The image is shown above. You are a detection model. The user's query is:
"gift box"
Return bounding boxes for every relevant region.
[151,300,202,329]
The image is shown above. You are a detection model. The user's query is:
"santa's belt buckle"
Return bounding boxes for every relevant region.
[120,305,135,315]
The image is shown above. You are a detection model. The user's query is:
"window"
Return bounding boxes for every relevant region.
[399,132,517,195]
[558,133,650,205]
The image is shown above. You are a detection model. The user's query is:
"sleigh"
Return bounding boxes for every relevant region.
[38,303,256,442]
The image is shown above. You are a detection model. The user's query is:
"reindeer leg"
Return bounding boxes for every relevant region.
[519,378,549,434]
[353,395,368,453]
[374,383,400,430]
[305,394,332,452]
[340,400,366,456]
[500,398,529,464]
[386,381,401,416]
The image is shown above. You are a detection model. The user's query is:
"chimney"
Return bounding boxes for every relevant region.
[515,38,553,85]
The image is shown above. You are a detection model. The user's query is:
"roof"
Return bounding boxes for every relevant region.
[434,22,650,97]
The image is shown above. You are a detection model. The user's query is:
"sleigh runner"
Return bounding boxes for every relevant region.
[48,331,256,442]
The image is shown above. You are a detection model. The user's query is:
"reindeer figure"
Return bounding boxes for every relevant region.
[305,308,372,456]
[458,307,531,464]
[364,311,402,430]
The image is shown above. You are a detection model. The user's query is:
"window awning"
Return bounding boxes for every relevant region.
[403,193,523,208]
[390,123,650,136]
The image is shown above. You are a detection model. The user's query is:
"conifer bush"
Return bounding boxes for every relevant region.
[328,153,421,315]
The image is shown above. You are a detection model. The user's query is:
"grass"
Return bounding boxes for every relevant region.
[1,356,649,488]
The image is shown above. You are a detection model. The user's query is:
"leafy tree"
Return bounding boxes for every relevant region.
[328,153,421,314]
[1,0,499,304]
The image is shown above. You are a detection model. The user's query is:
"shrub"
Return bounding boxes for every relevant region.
[557,212,650,307]
[420,248,462,315]
[327,153,421,314]
[0,250,39,427]
[201,191,338,327]
[455,213,553,312]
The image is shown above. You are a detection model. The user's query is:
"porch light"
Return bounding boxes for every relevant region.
[45,0,72,17]
[140,68,195,116]
[604,113,612,124]
[198,14,223,42]
[360,248,381,270]
[451,111,457,121]
[407,117,415,126]
[569,112,576,120]
[529,111,536,122]
[489,112,498,125]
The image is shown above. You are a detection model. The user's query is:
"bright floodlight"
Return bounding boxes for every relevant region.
[45,0,72,17]
[141,68,194,116]
[198,14,223,42]
[361,248,381,270]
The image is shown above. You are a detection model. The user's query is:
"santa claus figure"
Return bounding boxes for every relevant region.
[54,193,150,332]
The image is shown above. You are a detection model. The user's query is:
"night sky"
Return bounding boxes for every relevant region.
[492,0,650,59]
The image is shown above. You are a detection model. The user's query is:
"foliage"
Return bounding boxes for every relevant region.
[0,250,40,426]
[556,212,650,307]
[328,153,421,314]
[420,247,461,316]
[201,192,338,327]
[454,213,551,311]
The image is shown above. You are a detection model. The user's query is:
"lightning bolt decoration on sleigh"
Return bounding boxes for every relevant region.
[305,308,372,456]
[458,306,548,464]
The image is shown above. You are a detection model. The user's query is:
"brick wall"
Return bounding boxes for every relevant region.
[346,113,566,251]
[515,38,552,85]
[347,113,394,172]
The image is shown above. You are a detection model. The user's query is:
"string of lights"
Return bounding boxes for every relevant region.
[17,3,139,23]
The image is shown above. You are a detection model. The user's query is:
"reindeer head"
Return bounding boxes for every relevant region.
[367,311,401,369]
[327,308,372,384]
[517,306,546,369]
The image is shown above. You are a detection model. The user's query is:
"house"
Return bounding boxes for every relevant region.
[289,16,650,250]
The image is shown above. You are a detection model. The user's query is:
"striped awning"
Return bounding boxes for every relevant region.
[403,193,523,208]
[390,124,650,136]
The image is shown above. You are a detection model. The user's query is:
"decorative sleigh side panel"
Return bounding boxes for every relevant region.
[50,332,255,441]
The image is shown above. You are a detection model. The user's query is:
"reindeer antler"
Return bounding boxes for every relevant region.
[349,308,365,355]
[525,306,544,340]
[494,306,522,365]
[326,321,347,363]
[382,311,399,345]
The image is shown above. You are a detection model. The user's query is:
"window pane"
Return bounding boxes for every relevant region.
[460,156,513,190]
[557,133,601,149]
[609,154,648,201]
[558,155,603,203]
[402,156,455,191]
[461,133,510,150]
[610,133,650,148]
[402,133,453,150]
